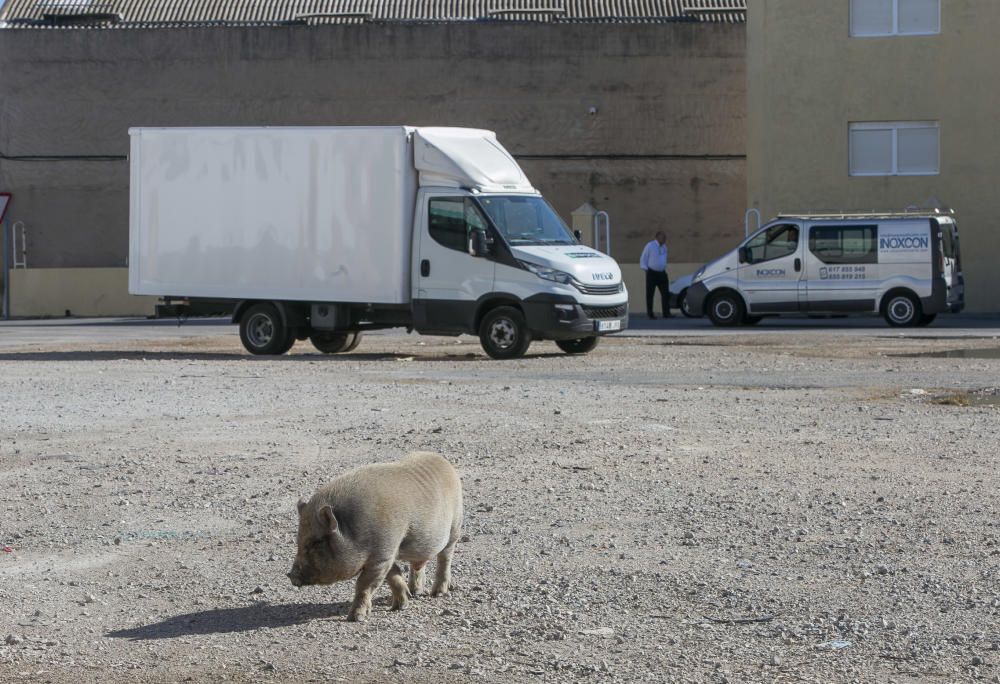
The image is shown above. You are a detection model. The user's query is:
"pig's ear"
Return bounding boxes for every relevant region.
[296,497,309,514]
[317,505,339,532]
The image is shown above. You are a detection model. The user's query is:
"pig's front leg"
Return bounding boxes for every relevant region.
[349,560,393,622]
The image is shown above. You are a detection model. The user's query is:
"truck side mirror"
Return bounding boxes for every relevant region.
[468,230,489,257]
[573,229,583,242]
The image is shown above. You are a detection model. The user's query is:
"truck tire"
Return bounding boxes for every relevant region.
[882,291,921,327]
[707,291,745,327]
[479,306,531,360]
[555,337,600,355]
[310,331,356,354]
[344,331,363,352]
[239,303,291,355]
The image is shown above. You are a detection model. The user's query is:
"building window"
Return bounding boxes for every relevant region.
[850,0,940,37]
[849,122,939,176]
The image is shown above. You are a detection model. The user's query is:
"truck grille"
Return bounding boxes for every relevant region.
[583,304,627,319]
[575,283,623,295]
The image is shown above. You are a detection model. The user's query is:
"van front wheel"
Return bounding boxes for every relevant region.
[707,292,745,327]
[479,306,531,360]
[883,292,921,327]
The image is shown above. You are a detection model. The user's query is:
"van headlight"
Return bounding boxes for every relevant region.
[693,266,706,282]
[519,261,573,285]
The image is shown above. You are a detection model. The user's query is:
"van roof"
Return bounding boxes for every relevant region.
[776,209,955,221]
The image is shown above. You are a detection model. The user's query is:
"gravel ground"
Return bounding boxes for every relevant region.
[1,330,1000,683]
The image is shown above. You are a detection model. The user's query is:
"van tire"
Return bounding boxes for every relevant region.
[556,337,600,355]
[239,303,290,355]
[707,291,745,327]
[882,291,921,327]
[479,306,531,360]
[310,331,356,354]
[678,289,698,318]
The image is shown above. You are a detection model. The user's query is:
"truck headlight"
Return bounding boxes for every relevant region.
[519,261,573,285]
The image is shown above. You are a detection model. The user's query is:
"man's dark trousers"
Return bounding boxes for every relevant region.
[645,269,670,318]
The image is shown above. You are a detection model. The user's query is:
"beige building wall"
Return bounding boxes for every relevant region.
[10,268,155,317]
[748,0,999,312]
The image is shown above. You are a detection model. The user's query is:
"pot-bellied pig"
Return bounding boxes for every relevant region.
[288,451,463,622]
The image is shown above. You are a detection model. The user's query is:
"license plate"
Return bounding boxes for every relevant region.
[596,319,621,332]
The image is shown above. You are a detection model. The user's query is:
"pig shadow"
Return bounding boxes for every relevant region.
[105,601,350,640]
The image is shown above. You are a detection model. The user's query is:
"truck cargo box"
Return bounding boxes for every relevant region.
[129,126,416,304]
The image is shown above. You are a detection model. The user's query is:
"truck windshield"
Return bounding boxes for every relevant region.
[477,196,576,246]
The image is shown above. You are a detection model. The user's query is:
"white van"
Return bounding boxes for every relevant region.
[685,212,963,327]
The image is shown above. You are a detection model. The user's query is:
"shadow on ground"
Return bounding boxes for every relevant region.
[106,601,349,640]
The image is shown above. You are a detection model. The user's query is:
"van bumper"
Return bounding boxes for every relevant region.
[922,278,965,314]
[522,293,628,340]
[686,282,710,316]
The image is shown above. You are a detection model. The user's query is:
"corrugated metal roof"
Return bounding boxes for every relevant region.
[0,0,746,27]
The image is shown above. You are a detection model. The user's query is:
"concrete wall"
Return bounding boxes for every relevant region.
[748,0,999,312]
[0,22,746,316]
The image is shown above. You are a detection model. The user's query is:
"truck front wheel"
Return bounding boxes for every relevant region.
[555,337,599,355]
[479,306,531,360]
[239,303,292,355]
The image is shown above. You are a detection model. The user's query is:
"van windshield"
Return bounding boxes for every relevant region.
[477,196,576,246]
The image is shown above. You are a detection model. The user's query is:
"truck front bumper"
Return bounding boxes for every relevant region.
[522,294,628,341]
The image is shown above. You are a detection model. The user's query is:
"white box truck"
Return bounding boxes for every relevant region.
[128,126,628,358]
[685,211,964,327]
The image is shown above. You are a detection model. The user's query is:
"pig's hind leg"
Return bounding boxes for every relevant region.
[386,562,411,611]
[409,560,427,596]
[431,540,457,597]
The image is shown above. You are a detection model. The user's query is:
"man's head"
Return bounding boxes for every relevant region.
[655,231,666,245]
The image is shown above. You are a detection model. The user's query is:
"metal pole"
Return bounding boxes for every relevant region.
[2,216,9,320]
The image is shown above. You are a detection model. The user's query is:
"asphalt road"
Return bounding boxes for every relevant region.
[1,313,999,350]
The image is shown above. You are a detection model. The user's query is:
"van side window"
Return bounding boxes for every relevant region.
[429,198,490,253]
[808,225,878,264]
[745,224,799,264]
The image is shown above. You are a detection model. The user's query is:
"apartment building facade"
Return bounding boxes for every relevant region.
[748,0,998,311]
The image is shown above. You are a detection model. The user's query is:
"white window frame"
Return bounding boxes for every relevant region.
[849,121,940,177]
[850,0,941,38]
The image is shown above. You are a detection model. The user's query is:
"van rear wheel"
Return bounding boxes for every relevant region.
[479,306,531,360]
[555,337,600,355]
[707,291,745,327]
[883,292,921,327]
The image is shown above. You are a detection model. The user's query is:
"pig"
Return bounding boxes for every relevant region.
[287,451,463,622]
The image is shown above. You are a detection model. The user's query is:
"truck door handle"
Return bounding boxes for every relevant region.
[794,258,801,272]
[421,259,430,277]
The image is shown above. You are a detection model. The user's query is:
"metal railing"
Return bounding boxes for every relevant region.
[12,221,26,268]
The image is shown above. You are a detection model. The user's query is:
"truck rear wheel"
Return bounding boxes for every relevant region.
[310,331,358,354]
[239,303,291,355]
[555,337,600,355]
[882,291,921,327]
[707,291,745,327]
[479,306,531,360]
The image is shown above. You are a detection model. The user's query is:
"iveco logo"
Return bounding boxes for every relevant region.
[592,272,614,281]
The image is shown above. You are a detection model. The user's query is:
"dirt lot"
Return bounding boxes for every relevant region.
[1,329,999,683]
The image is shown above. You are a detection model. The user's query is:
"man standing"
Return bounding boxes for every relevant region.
[640,231,670,319]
